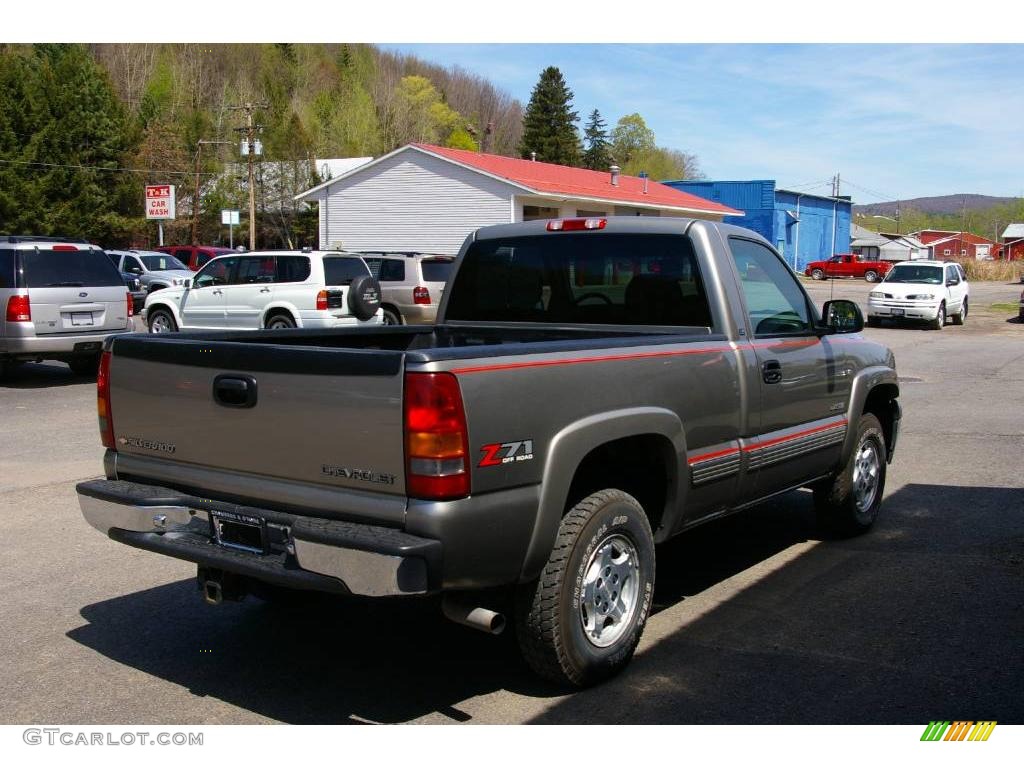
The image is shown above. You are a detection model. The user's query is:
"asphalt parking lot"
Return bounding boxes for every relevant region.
[1,282,1021,724]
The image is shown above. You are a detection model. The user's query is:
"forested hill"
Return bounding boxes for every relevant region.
[0,43,703,248]
[0,43,524,246]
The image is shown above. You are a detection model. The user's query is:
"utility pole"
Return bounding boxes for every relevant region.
[228,102,269,250]
[190,139,232,245]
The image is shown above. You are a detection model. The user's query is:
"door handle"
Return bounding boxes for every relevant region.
[212,289,223,295]
[762,359,782,384]
[259,287,270,293]
[213,374,258,408]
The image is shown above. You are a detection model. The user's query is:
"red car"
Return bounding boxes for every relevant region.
[155,245,235,272]
[805,253,893,283]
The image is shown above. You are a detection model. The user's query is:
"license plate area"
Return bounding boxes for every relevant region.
[891,308,905,316]
[210,510,266,554]
[70,312,94,326]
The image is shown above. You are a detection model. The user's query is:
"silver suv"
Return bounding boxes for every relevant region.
[0,237,132,377]
[359,252,454,325]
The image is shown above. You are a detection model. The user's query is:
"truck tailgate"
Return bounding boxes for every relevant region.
[107,336,408,503]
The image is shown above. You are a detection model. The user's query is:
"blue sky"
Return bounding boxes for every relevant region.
[386,44,1024,203]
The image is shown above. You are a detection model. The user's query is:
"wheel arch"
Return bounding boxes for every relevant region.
[842,367,900,466]
[519,408,685,583]
[262,302,301,328]
[145,301,181,328]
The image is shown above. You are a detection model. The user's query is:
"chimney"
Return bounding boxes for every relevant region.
[610,165,620,186]
[530,151,537,162]
[639,171,649,194]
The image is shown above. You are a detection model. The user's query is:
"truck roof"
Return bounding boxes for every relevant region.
[471,215,772,247]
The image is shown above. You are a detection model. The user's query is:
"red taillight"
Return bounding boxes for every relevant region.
[316,289,328,311]
[126,291,133,317]
[97,351,115,449]
[404,372,469,500]
[413,286,431,305]
[547,218,606,232]
[6,295,31,322]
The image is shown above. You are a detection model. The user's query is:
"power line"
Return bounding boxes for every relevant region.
[0,157,221,178]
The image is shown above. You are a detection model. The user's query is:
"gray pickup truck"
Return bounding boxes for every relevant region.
[76,217,900,687]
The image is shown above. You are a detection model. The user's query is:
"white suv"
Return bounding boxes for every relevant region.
[142,250,382,333]
[867,260,969,330]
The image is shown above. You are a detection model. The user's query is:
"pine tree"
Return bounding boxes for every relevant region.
[518,66,581,166]
[0,44,133,242]
[581,109,612,171]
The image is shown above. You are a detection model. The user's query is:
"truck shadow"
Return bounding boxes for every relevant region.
[67,483,1024,724]
[530,483,1024,724]
[0,361,94,389]
[66,498,816,724]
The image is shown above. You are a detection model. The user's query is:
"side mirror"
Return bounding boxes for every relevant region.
[182,279,192,289]
[820,299,863,334]
[130,267,143,274]
[946,279,958,286]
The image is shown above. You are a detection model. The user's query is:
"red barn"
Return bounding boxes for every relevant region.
[998,225,1024,261]
[911,230,998,260]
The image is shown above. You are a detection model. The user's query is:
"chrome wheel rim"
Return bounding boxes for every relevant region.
[579,533,640,648]
[149,314,172,333]
[852,438,881,514]
[383,311,398,326]
[938,306,945,326]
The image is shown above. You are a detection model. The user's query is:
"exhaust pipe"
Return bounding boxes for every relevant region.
[442,596,506,635]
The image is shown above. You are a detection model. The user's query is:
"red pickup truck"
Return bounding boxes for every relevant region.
[805,253,892,282]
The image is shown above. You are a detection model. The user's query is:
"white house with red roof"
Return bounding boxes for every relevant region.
[294,143,740,254]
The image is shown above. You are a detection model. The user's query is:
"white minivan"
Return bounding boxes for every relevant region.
[867,260,969,330]
[142,250,382,332]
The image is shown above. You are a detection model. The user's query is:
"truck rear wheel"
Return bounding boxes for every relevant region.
[814,413,886,536]
[515,489,655,687]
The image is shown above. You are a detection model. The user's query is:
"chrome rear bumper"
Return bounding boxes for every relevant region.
[77,480,439,597]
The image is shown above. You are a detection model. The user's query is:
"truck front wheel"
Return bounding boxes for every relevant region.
[811,268,825,280]
[515,489,655,687]
[814,413,887,536]
[864,269,879,282]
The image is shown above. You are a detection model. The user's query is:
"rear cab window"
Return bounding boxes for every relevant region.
[17,247,123,288]
[323,256,370,286]
[444,233,713,328]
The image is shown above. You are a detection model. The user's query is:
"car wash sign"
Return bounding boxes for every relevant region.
[145,185,176,220]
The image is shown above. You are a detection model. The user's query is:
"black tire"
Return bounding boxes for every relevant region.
[866,316,881,328]
[265,312,296,330]
[347,274,383,321]
[515,489,655,688]
[382,306,402,326]
[811,268,825,280]
[930,302,945,330]
[68,354,101,377]
[951,298,967,325]
[147,307,178,333]
[864,270,879,283]
[814,413,887,536]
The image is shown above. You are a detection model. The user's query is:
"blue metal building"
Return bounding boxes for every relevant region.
[661,180,852,271]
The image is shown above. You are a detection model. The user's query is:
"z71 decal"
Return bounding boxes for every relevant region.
[479,440,534,467]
